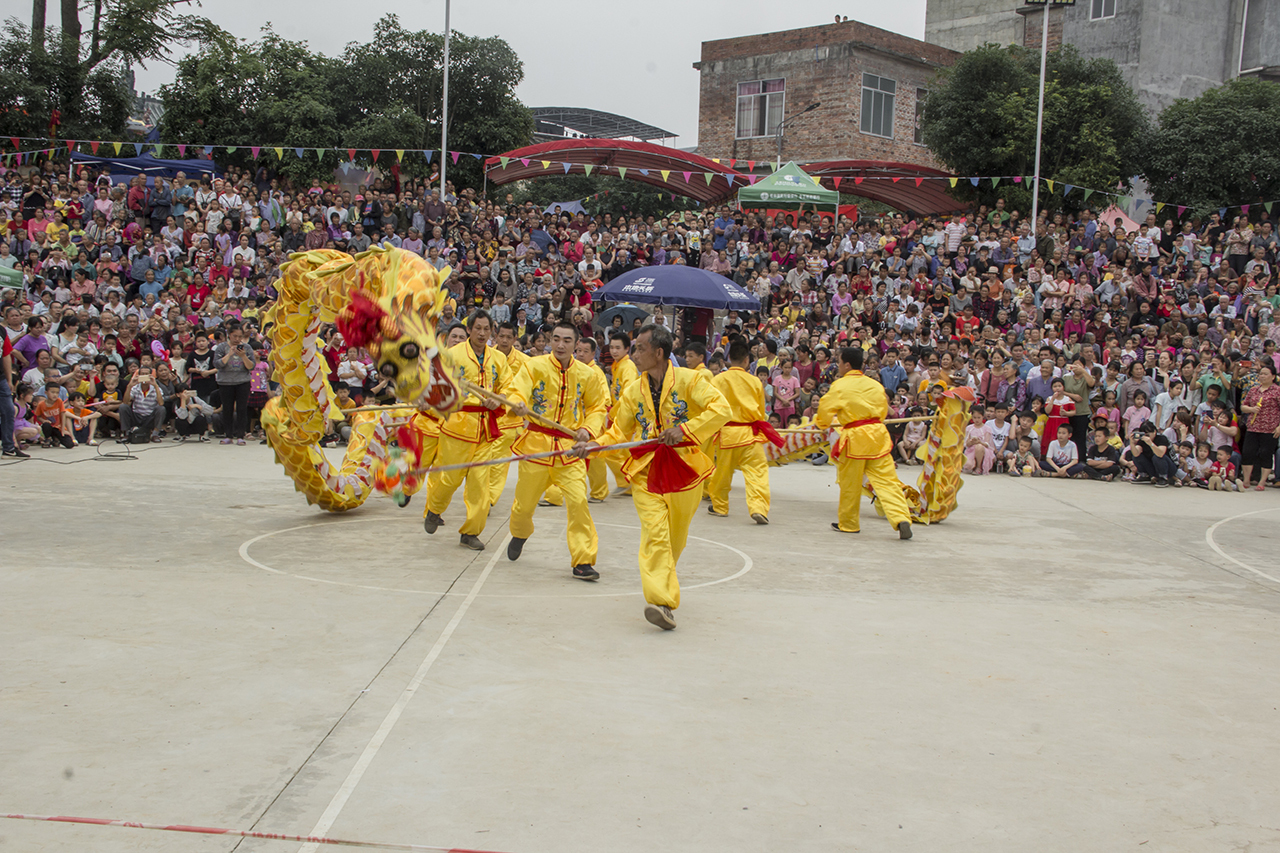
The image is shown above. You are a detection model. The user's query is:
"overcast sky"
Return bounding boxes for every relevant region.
[131,0,925,149]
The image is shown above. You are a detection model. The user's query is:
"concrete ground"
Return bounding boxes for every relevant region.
[2,442,1279,853]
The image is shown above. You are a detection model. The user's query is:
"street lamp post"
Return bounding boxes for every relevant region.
[775,102,821,169]
[1024,0,1074,231]
[439,0,451,197]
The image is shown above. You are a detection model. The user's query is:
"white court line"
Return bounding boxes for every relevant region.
[1204,506,1280,586]
[297,537,508,853]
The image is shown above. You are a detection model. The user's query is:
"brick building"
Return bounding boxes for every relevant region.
[693,20,959,169]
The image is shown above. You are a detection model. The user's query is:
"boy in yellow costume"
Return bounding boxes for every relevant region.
[423,310,512,550]
[505,320,609,580]
[605,331,640,496]
[816,346,913,539]
[708,339,783,524]
[488,320,528,506]
[541,336,611,507]
[582,324,730,630]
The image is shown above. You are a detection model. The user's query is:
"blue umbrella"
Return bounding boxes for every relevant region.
[593,266,761,312]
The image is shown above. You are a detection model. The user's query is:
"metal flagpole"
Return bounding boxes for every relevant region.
[1030,1,1049,231]
[439,0,451,196]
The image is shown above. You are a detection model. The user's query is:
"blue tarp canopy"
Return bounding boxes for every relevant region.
[544,200,585,216]
[593,266,761,312]
[70,150,219,179]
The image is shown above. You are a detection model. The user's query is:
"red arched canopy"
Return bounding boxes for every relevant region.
[803,160,967,214]
[484,140,746,204]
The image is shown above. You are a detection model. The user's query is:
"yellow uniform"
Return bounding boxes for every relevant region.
[709,367,774,518]
[426,340,512,537]
[507,354,609,566]
[402,411,442,500]
[597,365,729,610]
[488,346,529,505]
[543,356,611,506]
[815,369,912,533]
[605,353,641,493]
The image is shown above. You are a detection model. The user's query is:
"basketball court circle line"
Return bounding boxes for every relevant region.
[238,518,753,598]
[1204,505,1280,586]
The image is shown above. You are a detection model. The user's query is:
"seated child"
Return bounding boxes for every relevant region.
[1009,434,1042,477]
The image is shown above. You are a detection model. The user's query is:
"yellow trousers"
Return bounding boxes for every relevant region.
[487,429,517,506]
[709,443,770,516]
[631,482,702,610]
[510,461,598,566]
[426,434,495,536]
[835,453,912,532]
[542,456,604,506]
[606,453,631,494]
[401,431,439,501]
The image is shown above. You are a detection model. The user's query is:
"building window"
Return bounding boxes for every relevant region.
[914,88,927,145]
[1091,0,1116,20]
[860,73,896,139]
[735,79,785,139]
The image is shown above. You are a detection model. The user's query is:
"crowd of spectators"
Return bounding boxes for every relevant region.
[2,157,1278,493]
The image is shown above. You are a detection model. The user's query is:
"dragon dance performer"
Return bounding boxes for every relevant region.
[581,324,729,630]
[541,335,611,508]
[816,346,913,540]
[488,321,528,506]
[708,339,783,524]
[505,320,610,581]
[423,310,512,550]
[604,331,640,497]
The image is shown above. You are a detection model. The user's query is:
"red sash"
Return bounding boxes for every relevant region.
[461,404,502,441]
[842,418,879,429]
[629,439,699,494]
[727,419,785,447]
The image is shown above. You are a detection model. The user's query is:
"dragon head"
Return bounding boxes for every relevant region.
[336,283,460,415]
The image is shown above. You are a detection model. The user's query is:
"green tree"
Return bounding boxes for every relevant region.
[1142,78,1280,219]
[504,175,692,221]
[0,1,228,141]
[921,43,1148,216]
[159,14,533,186]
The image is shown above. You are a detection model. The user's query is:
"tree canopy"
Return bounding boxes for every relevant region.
[921,43,1148,216]
[159,14,534,186]
[0,0,228,141]
[1141,78,1280,219]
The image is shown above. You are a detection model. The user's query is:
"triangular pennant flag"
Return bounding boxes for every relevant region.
[1219,207,1228,219]
[855,177,864,185]
[712,158,721,164]
[499,156,510,169]
[638,169,649,177]
[295,147,304,158]
[225,146,237,154]
[704,172,714,186]
[1046,179,1055,193]
[134,143,143,156]
[1155,202,1165,213]
[251,146,261,158]
[1265,202,1273,214]
[583,164,593,177]
[660,170,671,182]
[8,137,17,150]
[1064,184,1075,196]
[725,174,734,188]
[65,140,76,152]
[518,157,528,166]
[348,148,356,161]
[273,147,283,159]
[915,177,924,187]
[832,177,841,189]
[562,162,571,174]
[1013,176,1022,183]
[314,148,324,158]
[748,175,759,185]
[1241,204,1250,216]
[969,177,979,187]
[205,146,214,157]
[177,144,186,157]
[992,177,1001,187]
[540,160,551,170]
[470,153,482,160]
[671,194,676,201]
[729,159,737,168]
[90,141,100,155]
[617,166,626,180]
[812,176,822,186]
[748,160,755,170]
[949,177,958,188]
[449,150,460,164]
[395,149,404,162]
[371,149,381,161]
[153,144,163,158]
[1177,205,1188,217]
[1083,189,1094,202]
[681,171,692,183]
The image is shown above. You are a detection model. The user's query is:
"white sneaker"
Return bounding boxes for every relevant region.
[644,604,676,630]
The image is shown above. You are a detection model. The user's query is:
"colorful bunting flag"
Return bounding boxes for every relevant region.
[660,170,670,182]
[1064,184,1075,195]
[725,174,734,188]
[832,177,841,189]
[90,141,100,154]
[371,149,381,161]
[518,157,528,166]
[1241,204,1250,216]
[395,149,404,162]
[617,167,626,180]
[225,146,237,154]
[469,153,482,160]
[1177,205,1187,217]
[969,177,979,187]
[449,151,460,164]
[251,146,261,158]
[1013,176,1022,183]
[134,143,143,156]
[679,171,690,183]
[273,147,283,159]
[992,177,1001,187]
[177,144,186,157]
[540,160,551,170]
[1155,202,1165,213]
[562,162,571,174]
[704,173,714,186]
[65,140,76,152]
[639,169,649,177]
[153,144,163,158]
[1046,180,1055,193]
[1266,202,1274,214]
[915,177,924,187]
[747,160,755,171]
[8,137,17,150]
[295,147,304,159]
[748,175,759,185]
[949,178,958,188]
[583,164,593,177]
[1083,189,1094,202]
[855,177,864,185]
[348,149,356,161]
[424,150,434,163]
[1219,208,1227,219]
[499,156,510,168]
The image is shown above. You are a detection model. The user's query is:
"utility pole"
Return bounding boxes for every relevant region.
[1025,0,1075,230]
[439,0,451,199]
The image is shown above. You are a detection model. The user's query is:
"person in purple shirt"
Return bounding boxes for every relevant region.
[13,315,51,371]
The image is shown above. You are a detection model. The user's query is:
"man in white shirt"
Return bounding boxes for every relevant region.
[577,247,603,288]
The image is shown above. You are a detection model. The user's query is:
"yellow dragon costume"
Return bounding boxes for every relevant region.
[261,246,462,512]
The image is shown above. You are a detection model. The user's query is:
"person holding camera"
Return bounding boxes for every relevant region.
[214,321,255,445]
[120,365,165,443]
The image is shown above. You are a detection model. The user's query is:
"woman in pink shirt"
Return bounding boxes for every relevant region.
[771,358,801,424]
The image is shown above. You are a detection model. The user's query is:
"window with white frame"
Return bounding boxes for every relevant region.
[860,73,896,139]
[914,88,927,144]
[735,79,785,139]
[1091,0,1116,20]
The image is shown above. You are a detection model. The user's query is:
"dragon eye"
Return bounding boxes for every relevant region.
[399,342,420,360]
[380,362,399,379]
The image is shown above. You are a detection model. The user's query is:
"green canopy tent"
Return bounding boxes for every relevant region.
[736,160,839,219]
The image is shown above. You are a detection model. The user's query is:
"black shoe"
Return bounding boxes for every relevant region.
[460,534,485,551]
[831,522,859,533]
[644,603,676,630]
[507,537,526,561]
[423,511,443,534]
[897,521,913,540]
[750,513,769,525]
[2,448,30,458]
[1153,477,1169,488]
[572,564,600,581]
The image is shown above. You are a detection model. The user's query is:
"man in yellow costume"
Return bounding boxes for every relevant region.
[816,346,913,540]
[581,324,730,630]
[488,320,528,506]
[541,335,611,508]
[423,310,512,550]
[683,341,715,501]
[402,324,468,505]
[708,339,782,524]
[505,320,610,581]
[605,331,640,497]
